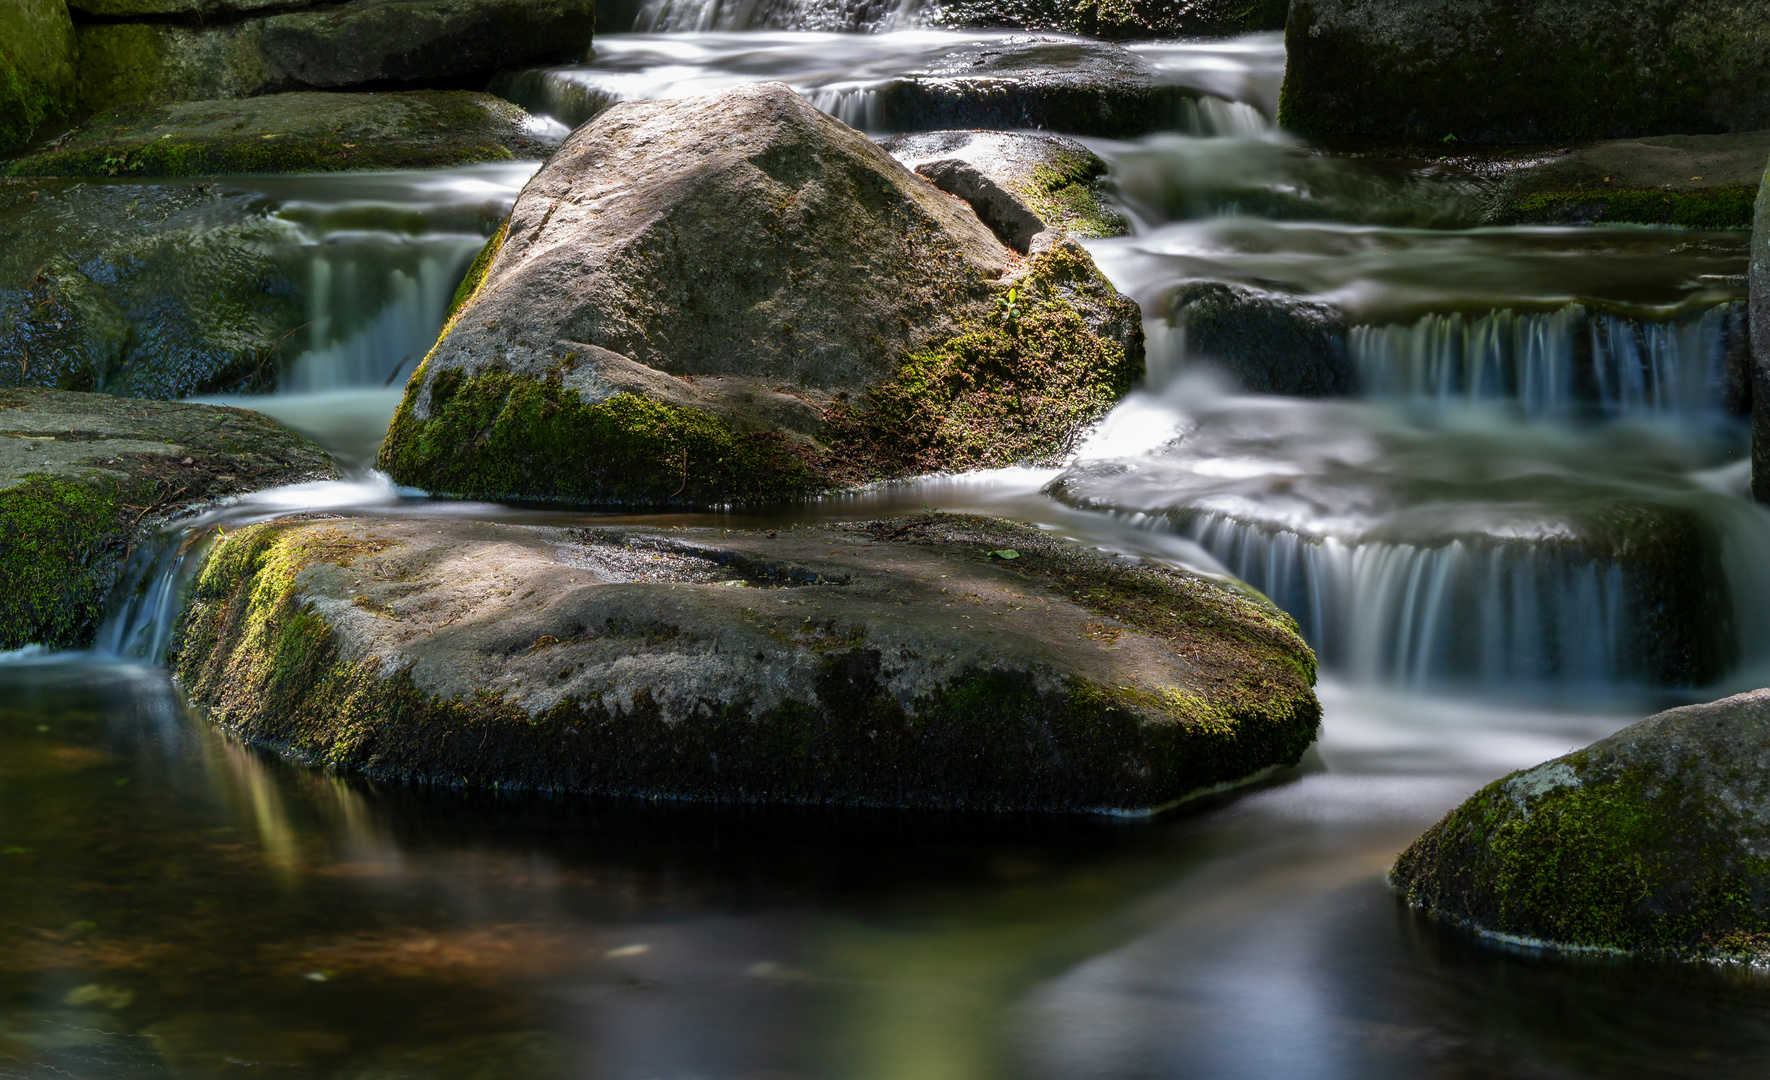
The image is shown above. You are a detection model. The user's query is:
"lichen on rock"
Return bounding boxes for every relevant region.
[380,83,1144,506]
[1392,688,1770,964]
[171,512,1320,812]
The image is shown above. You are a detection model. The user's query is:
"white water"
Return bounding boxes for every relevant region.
[635,0,933,32]
[493,31,1271,135]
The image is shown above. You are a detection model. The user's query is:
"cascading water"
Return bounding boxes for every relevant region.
[633,0,934,32]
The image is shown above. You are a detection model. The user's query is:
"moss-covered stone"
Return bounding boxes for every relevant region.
[1500,185,1759,229]
[171,513,1319,812]
[0,388,336,650]
[1280,0,1770,144]
[882,130,1129,242]
[1392,688,1770,963]
[72,0,595,116]
[0,0,77,155]
[8,91,553,179]
[1753,146,1770,505]
[381,85,1143,506]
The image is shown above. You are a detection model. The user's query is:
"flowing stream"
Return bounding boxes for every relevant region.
[5,20,1770,1079]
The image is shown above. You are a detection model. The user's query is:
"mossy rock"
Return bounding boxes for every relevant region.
[7,91,555,179]
[881,130,1129,245]
[170,512,1320,812]
[932,0,1286,39]
[1488,129,1770,227]
[0,0,77,155]
[72,0,595,116]
[1280,0,1770,144]
[0,180,305,399]
[1393,688,1770,963]
[380,84,1143,506]
[0,388,336,651]
[1753,147,1770,505]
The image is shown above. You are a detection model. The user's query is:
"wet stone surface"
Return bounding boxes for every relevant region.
[171,512,1321,813]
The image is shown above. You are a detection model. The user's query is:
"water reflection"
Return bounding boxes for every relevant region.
[9,663,1767,1078]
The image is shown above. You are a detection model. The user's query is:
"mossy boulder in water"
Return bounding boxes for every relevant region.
[1163,281,1353,397]
[73,0,595,115]
[0,388,335,651]
[1393,688,1770,964]
[0,0,77,155]
[7,91,557,179]
[933,0,1286,39]
[1281,0,1770,143]
[1490,130,1770,228]
[881,130,1128,247]
[380,83,1143,506]
[170,512,1321,812]
[0,180,303,399]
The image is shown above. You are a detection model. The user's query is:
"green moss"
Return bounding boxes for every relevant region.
[1500,185,1759,229]
[379,368,831,506]
[6,137,515,180]
[173,518,1319,811]
[447,223,508,321]
[383,241,1143,506]
[0,473,138,650]
[1393,757,1770,961]
[0,54,67,156]
[821,242,1142,484]
[1012,152,1128,238]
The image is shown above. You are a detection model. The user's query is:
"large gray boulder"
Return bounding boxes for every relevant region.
[1281,0,1770,143]
[74,0,595,115]
[0,0,77,154]
[171,512,1321,812]
[1392,688,1770,963]
[0,388,336,651]
[7,91,555,178]
[380,83,1143,506]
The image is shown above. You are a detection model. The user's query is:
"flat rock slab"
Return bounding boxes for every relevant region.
[882,129,1128,246]
[1489,130,1770,228]
[1393,687,1770,964]
[7,92,557,179]
[0,388,336,650]
[173,513,1321,813]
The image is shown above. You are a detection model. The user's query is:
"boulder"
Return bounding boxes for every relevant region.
[881,130,1128,246]
[0,0,77,154]
[933,0,1287,39]
[1280,0,1770,144]
[170,512,1321,812]
[0,388,336,651]
[0,179,303,399]
[1490,129,1770,228]
[1392,688,1770,963]
[74,0,596,115]
[380,83,1143,506]
[7,91,556,179]
[1163,281,1354,397]
[1754,151,1770,504]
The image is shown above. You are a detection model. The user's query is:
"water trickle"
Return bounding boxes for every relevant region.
[634,0,934,32]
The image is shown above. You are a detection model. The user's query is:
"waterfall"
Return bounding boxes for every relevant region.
[634,0,933,32]
[1347,303,1746,419]
[93,526,217,663]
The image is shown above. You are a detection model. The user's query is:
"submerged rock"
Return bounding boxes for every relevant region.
[0,388,335,651]
[1393,688,1770,964]
[171,512,1321,812]
[381,83,1142,506]
[1490,130,1770,228]
[1163,281,1353,397]
[882,130,1128,245]
[1280,0,1770,144]
[933,0,1286,39]
[74,0,596,115]
[0,0,77,154]
[7,92,557,179]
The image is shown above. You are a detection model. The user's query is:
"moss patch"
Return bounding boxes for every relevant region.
[1393,754,1770,963]
[1498,184,1759,228]
[1012,151,1128,238]
[0,473,141,651]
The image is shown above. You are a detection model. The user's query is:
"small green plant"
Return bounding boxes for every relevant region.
[996,286,1023,330]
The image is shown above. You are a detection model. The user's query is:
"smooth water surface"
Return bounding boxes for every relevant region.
[9,664,1770,1079]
